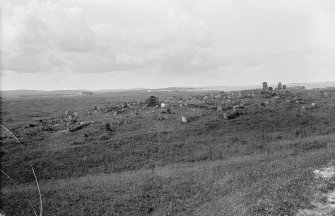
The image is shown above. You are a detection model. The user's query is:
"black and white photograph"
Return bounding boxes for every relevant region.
[1,0,335,215]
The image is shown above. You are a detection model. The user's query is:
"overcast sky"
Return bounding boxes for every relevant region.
[1,0,335,90]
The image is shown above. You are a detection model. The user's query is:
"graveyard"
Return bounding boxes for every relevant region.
[1,85,335,215]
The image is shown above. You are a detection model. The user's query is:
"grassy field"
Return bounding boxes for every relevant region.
[1,89,335,215]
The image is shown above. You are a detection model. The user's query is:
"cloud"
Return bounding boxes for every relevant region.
[2,0,228,74]
[2,0,334,90]
[2,1,96,73]
[86,7,227,73]
[234,55,263,67]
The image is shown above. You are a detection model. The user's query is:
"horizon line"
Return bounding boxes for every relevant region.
[1,81,335,92]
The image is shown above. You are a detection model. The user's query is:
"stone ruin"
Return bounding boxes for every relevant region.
[59,84,314,130]
[278,82,282,90]
[23,87,315,136]
[262,82,268,91]
[263,81,286,91]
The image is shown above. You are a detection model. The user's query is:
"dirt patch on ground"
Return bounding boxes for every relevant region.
[297,164,335,216]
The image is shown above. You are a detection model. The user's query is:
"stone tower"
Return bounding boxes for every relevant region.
[262,82,268,91]
[278,82,282,90]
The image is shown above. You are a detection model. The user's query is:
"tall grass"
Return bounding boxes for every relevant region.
[1,125,42,216]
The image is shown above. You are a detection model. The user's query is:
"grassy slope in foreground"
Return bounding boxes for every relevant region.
[2,137,335,215]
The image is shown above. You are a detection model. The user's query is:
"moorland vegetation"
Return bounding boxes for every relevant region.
[1,87,335,215]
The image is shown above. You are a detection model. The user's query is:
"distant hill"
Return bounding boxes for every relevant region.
[94,88,147,93]
[1,81,334,96]
[0,90,84,97]
[285,82,335,89]
[146,81,335,92]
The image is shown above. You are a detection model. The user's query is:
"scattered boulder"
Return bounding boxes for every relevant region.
[181,116,187,123]
[217,105,223,112]
[157,116,165,120]
[186,115,201,122]
[42,126,53,131]
[223,111,241,120]
[1,147,8,154]
[104,122,111,132]
[233,105,241,112]
[297,164,335,216]
[303,103,317,110]
[146,96,160,107]
[313,166,335,179]
[227,111,241,120]
[223,112,228,120]
[69,122,92,132]
[99,133,109,140]
[25,123,37,128]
